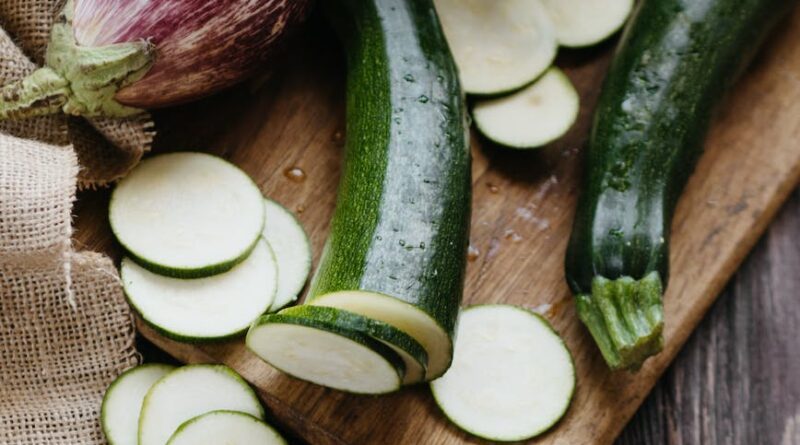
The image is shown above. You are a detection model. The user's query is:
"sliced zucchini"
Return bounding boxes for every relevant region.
[309,291,452,381]
[247,311,405,394]
[121,239,277,341]
[138,365,264,445]
[473,68,579,149]
[101,364,176,445]
[263,199,312,311]
[541,0,633,47]
[166,411,286,445]
[279,305,428,385]
[430,305,575,442]
[434,0,557,95]
[109,152,265,278]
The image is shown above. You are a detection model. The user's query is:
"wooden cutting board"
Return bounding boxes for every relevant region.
[74,9,800,445]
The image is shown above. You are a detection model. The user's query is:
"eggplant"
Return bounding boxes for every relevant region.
[0,0,310,119]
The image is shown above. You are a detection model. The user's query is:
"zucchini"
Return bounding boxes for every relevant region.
[307,0,471,381]
[166,411,286,445]
[430,305,575,442]
[473,67,579,149]
[138,365,264,445]
[121,239,277,341]
[540,0,633,48]
[565,0,794,370]
[247,311,406,394]
[109,152,265,278]
[262,199,312,312]
[279,305,429,385]
[433,0,557,95]
[101,364,176,445]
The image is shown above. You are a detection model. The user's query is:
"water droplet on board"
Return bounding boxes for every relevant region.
[467,245,480,262]
[295,204,305,214]
[503,229,522,242]
[283,166,306,182]
[332,130,344,146]
[487,182,500,194]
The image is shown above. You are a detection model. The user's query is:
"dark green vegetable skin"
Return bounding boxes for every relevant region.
[309,0,470,367]
[566,0,794,370]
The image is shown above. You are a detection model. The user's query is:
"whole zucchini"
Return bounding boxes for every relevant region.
[307,0,471,380]
[566,0,795,370]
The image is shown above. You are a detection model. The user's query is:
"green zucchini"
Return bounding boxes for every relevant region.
[307,0,471,381]
[565,0,795,370]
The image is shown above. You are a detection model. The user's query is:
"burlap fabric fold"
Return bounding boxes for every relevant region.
[0,0,155,188]
[0,134,139,444]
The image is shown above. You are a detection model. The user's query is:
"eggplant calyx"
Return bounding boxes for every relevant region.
[0,0,154,120]
[575,271,664,371]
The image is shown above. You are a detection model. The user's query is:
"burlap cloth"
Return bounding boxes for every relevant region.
[0,1,150,443]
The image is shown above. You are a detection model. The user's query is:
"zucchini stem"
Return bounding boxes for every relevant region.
[575,271,663,370]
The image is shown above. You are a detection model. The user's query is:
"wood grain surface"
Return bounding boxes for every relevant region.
[74,9,800,445]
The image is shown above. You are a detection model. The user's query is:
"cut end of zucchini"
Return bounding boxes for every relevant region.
[263,199,312,312]
[473,68,579,149]
[121,239,277,341]
[247,313,404,394]
[541,0,633,47]
[576,271,664,371]
[166,411,286,445]
[434,0,557,95]
[309,290,452,380]
[280,305,429,385]
[109,152,265,278]
[431,305,575,441]
[102,364,175,445]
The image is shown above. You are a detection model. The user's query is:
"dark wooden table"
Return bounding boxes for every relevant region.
[617,191,800,445]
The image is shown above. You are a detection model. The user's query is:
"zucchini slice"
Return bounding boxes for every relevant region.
[541,0,633,48]
[312,0,471,382]
[433,0,557,95]
[263,199,311,311]
[121,239,277,341]
[279,305,428,385]
[101,364,175,445]
[430,305,575,442]
[247,311,405,394]
[473,67,579,149]
[138,365,264,445]
[109,152,265,278]
[166,411,286,445]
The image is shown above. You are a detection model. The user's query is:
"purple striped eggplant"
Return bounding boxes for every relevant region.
[0,0,310,118]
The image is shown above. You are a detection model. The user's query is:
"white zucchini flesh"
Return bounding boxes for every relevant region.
[138,365,264,445]
[166,411,285,445]
[309,290,452,381]
[473,68,579,149]
[101,364,175,445]
[433,0,557,95]
[541,0,633,47]
[109,152,265,278]
[263,199,312,311]
[430,305,575,442]
[121,239,277,341]
[247,313,404,394]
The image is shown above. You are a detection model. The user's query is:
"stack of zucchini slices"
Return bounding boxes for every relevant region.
[110,152,313,342]
[434,0,634,149]
[101,364,285,445]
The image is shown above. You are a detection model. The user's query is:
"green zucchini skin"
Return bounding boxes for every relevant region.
[565,0,794,370]
[309,1,470,353]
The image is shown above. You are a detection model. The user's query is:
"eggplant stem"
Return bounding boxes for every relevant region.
[576,271,664,371]
[0,67,71,119]
[0,0,153,120]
